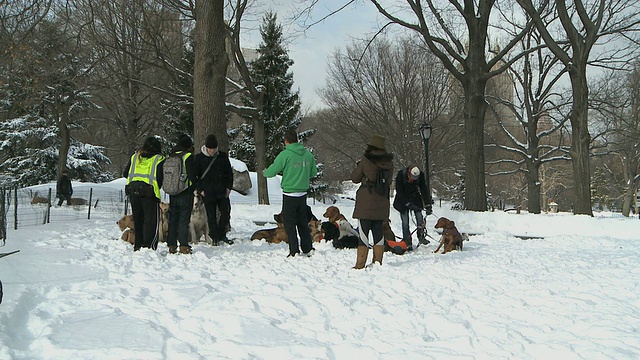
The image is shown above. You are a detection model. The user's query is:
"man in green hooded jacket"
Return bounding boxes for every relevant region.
[263,129,318,257]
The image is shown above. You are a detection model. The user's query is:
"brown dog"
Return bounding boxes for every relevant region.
[251,215,288,244]
[116,215,135,245]
[433,217,463,254]
[67,198,88,206]
[31,192,49,205]
[252,209,321,244]
[323,206,346,223]
[323,206,359,239]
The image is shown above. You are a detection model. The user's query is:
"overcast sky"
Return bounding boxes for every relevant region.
[240,1,385,113]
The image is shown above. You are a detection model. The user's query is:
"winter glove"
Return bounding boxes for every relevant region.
[424,204,433,215]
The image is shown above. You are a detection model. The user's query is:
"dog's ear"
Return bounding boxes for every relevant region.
[450,220,455,227]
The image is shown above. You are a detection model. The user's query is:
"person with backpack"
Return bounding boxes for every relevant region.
[56,169,73,206]
[194,134,234,246]
[163,134,198,254]
[263,129,318,258]
[123,136,164,251]
[393,165,433,246]
[350,134,394,269]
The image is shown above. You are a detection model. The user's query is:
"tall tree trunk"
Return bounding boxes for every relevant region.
[253,111,269,205]
[526,162,542,214]
[193,0,229,152]
[55,94,71,177]
[568,69,593,216]
[463,78,488,211]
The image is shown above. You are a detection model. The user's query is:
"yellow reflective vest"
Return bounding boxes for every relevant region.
[126,152,164,200]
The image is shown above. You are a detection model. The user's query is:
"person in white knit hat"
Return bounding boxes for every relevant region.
[393,165,433,246]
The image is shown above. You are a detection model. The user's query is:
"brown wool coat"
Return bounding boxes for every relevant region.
[350,148,394,220]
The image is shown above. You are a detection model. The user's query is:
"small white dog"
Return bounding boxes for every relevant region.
[337,218,360,239]
[189,192,210,244]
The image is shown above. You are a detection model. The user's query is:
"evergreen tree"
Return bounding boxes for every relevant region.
[0,19,112,186]
[231,12,301,170]
[0,114,112,186]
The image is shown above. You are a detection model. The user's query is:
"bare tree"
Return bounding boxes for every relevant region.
[69,0,175,171]
[224,0,270,204]
[485,28,572,213]
[369,0,533,211]
[517,0,640,215]
[594,65,640,216]
[193,0,229,150]
[318,36,460,192]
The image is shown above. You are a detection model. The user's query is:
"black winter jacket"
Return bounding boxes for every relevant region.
[193,146,233,199]
[393,167,431,212]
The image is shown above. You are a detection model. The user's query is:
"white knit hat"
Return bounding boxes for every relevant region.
[410,166,420,180]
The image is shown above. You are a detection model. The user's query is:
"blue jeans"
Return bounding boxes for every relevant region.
[167,190,194,247]
[399,209,425,241]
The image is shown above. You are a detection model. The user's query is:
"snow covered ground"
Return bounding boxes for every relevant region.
[0,175,639,359]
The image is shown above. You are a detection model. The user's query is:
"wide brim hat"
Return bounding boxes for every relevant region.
[367,134,386,150]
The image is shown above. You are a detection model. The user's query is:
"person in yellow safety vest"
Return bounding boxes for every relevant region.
[123,136,165,251]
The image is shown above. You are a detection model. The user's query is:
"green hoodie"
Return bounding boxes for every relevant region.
[263,142,318,193]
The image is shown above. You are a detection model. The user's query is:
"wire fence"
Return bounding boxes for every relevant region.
[0,185,129,242]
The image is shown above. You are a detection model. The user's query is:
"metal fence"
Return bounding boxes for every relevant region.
[0,184,128,241]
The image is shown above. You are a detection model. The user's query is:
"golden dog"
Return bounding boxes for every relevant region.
[433,217,463,254]
[116,214,135,245]
[159,202,169,243]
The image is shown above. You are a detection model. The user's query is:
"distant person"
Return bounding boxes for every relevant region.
[263,129,318,257]
[164,134,198,254]
[56,169,73,206]
[393,165,433,245]
[123,136,164,251]
[194,134,234,246]
[350,134,394,269]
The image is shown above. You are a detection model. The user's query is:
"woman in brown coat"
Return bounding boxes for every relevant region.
[350,134,394,269]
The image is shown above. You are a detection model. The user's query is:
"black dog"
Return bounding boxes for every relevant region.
[321,221,359,249]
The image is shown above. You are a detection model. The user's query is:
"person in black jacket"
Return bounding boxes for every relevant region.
[194,134,234,246]
[393,165,433,245]
[165,134,198,254]
[56,169,73,206]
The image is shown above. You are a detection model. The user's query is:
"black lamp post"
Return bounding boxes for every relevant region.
[419,122,433,204]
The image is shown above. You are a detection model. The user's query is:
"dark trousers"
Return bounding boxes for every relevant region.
[167,191,194,247]
[204,197,231,243]
[57,194,70,206]
[130,195,160,250]
[282,194,313,255]
[358,219,384,247]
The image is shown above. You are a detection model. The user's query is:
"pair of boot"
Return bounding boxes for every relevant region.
[168,245,192,254]
[353,245,384,269]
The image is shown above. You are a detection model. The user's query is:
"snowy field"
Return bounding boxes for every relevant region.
[0,175,639,359]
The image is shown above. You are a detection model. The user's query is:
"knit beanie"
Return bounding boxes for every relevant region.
[205,134,218,149]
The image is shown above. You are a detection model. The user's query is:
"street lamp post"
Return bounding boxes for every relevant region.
[419,122,433,205]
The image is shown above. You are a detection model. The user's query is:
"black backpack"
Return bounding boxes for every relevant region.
[368,167,390,197]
